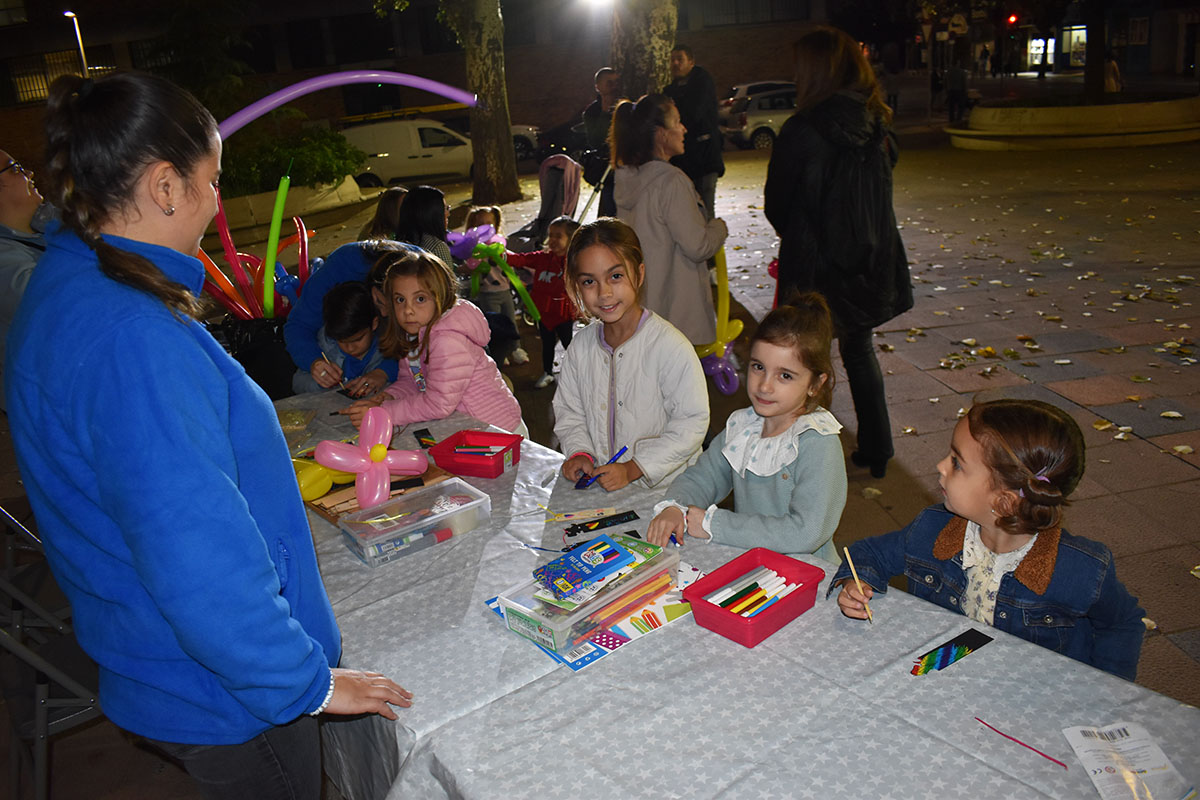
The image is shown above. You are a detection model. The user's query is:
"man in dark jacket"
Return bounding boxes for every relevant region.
[582,67,621,216]
[663,45,724,220]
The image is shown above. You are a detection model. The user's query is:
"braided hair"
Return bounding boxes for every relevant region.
[967,399,1086,536]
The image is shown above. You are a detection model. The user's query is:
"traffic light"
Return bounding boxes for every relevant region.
[1007,13,1018,25]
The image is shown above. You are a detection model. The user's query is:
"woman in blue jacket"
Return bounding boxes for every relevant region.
[6,71,411,799]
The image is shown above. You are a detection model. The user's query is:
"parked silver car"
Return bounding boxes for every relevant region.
[718,80,794,126]
[722,88,796,150]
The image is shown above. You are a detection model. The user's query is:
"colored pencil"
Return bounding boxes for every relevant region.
[321,353,348,390]
[844,547,873,624]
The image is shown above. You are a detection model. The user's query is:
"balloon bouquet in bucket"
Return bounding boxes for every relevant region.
[210,71,479,509]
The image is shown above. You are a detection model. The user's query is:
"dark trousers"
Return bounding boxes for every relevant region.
[946,90,968,123]
[838,326,894,463]
[598,178,616,217]
[147,715,321,800]
[540,320,574,374]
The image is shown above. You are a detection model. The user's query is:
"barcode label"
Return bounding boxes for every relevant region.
[1081,727,1130,741]
[565,642,596,661]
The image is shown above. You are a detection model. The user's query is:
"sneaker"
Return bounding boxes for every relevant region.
[510,347,530,365]
[534,372,556,389]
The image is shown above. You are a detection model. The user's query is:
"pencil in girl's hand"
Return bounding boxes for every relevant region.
[843,546,874,624]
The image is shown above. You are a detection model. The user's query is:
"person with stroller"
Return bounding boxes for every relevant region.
[583,67,621,217]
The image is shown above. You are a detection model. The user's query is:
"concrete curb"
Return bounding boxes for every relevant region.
[949,95,1200,150]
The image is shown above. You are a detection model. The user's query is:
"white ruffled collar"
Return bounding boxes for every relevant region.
[721,406,842,478]
[962,520,1037,575]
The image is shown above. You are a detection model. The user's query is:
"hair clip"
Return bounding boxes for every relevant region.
[1019,468,1053,498]
[76,78,95,99]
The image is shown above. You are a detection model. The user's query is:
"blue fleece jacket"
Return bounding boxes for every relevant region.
[6,222,341,744]
[283,241,398,382]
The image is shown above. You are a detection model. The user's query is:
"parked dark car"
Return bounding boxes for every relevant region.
[536,118,588,163]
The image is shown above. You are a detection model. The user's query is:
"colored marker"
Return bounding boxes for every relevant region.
[706,567,774,604]
[580,446,628,488]
[718,583,762,608]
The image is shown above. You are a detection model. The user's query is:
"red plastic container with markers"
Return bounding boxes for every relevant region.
[682,548,825,648]
[429,430,523,479]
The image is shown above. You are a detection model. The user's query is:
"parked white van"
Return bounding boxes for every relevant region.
[341,118,473,186]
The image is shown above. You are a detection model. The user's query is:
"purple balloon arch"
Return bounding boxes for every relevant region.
[218,70,478,140]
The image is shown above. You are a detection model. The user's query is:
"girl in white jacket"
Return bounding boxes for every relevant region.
[553,219,709,491]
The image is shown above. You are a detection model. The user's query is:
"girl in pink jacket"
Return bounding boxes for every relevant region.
[344,250,524,434]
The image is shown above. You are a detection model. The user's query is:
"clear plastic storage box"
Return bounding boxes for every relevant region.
[497,548,680,653]
[338,478,490,567]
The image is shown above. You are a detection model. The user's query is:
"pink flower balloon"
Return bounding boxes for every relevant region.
[314,407,428,509]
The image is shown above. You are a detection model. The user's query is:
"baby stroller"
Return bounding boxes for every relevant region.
[507,154,583,254]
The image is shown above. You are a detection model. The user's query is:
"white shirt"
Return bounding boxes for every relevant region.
[960,520,1037,625]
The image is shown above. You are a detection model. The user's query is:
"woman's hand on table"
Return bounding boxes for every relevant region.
[310,358,344,390]
[561,455,594,482]
[344,368,388,399]
[340,394,387,428]
[324,668,413,720]
[647,506,684,547]
[836,578,874,620]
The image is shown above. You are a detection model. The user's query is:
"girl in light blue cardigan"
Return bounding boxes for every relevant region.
[647,293,847,561]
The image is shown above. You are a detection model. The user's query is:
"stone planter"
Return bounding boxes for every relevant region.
[208,175,382,234]
[949,95,1200,150]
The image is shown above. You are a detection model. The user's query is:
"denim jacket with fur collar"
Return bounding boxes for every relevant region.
[828,505,1144,680]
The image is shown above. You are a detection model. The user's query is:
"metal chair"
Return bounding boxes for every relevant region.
[0,504,70,643]
[1,628,100,800]
[0,501,101,800]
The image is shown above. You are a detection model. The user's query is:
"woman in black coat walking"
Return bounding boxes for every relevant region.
[764,26,913,478]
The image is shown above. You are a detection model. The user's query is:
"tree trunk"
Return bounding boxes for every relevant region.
[1083,0,1108,103]
[444,0,521,204]
[611,0,678,100]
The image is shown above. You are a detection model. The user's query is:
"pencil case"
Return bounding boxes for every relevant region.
[429,430,522,479]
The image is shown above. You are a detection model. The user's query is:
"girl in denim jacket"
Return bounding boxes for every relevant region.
[832,399,1145,680]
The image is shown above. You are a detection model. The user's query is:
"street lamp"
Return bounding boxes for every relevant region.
[63,11,88,75]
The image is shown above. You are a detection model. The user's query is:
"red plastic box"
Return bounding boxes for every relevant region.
[682,548,825,648]
[429,430,523,479]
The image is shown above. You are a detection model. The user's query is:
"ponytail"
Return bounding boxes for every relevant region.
[44,72,218,317]
[608,94,674,167]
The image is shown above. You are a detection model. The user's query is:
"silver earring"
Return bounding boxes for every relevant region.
[164,206,175,216]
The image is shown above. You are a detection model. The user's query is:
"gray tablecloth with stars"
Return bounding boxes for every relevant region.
[277,393,1200,800]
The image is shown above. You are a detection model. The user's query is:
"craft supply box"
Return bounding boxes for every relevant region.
[682,548,825,648]
[429,430,522,479]
[338,478,490,567]
[498,549,680,653]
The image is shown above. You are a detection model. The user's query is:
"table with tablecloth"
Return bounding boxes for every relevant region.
[277,393,1200,800]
